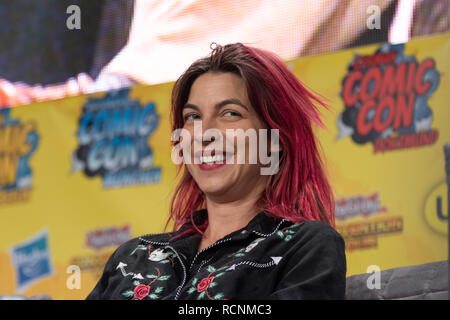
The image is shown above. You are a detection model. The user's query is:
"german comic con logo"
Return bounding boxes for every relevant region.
[9,229,53,294]
[72,89,161,188]
[338,43,440,153]
[0,109,39,204]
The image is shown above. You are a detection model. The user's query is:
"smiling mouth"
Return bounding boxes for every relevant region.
[194,150,235,170]
[199,154,225,164]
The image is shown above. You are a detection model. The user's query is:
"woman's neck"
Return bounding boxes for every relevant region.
[198,196,262,250]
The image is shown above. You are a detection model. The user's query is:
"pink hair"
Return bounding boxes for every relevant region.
[167,43,335,235]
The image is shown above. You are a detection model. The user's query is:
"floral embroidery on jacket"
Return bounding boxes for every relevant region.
[122,224,296,300]
[121,266,171,300]
[197,276,215,292]
[131,243,175,266]
[185,265,228,300]
[184,239,268,300]
[276,224,301,241]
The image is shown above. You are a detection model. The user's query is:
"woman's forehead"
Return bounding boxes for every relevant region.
[188,72,249,105]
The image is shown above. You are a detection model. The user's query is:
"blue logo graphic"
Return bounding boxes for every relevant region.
[9,229,53,293]
[0,109,39,202]
[72,88,161,188]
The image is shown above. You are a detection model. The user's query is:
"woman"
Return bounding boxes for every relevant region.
[87,43,346,300]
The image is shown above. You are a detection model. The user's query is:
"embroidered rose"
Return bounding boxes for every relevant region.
[197,276,215,293]
[133,284,151,300]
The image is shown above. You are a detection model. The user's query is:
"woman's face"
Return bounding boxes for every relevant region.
[182,72,269,203]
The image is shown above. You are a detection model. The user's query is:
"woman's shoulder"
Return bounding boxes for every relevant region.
[277,220,344,246]
[109,231,177,258]
[272,220,346,272]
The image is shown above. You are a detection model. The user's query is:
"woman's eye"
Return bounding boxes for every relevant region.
[183,113,200,122]
[223,110,241,117]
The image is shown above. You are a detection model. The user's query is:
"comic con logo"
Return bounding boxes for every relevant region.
[338,43,440,153]
[0,109,39,204]
[72,89,161,188]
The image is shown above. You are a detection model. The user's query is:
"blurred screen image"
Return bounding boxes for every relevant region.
[0,0,448,107]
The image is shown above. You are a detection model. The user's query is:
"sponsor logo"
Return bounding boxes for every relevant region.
[69,225,132,277]
[335,192,387,221]
[0,109,39,204]
[69,252,113,279]
[72,88,161,188]
[338,43,440,153]
[424,182,448,235]
[335,192,402,251]
[9,229,53,293]
[336,216,403,251]
[85,224,131,250]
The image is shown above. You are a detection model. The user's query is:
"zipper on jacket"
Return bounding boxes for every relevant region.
[188,236,233,271]
[164,245,187,301]
[196,257,213,274]
[188,219,287,272]
[138,218,288,299]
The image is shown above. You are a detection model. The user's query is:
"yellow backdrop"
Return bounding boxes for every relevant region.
[0,33,448,299]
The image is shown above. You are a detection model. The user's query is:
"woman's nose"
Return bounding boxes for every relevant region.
[193,118,224,149]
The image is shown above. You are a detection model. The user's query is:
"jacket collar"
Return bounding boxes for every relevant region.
[172,208,290,241]
[140,209,291,246]
[139,209,291,263]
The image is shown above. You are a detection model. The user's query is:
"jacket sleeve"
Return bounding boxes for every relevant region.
[85,248,118,300]
[269,221,347,300]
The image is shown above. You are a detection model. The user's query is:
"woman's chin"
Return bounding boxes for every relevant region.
[195,175,238,198]
[189,165,237,194]
[197,182,231,197]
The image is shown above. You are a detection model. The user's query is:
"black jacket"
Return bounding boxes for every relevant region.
[86,210,346,300]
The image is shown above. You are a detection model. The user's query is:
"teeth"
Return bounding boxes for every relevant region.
[200,154,224,164]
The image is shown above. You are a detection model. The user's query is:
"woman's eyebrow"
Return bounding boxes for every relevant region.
[216,98,249,111]
[183,98,249,112]
[182,103,200,112]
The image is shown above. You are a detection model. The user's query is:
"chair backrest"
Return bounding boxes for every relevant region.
[345,260,448,300]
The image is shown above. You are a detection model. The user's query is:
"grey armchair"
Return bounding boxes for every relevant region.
[345,260,448,300]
